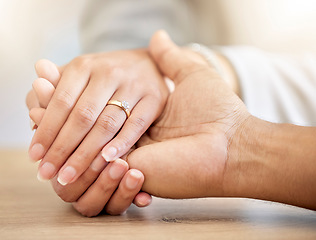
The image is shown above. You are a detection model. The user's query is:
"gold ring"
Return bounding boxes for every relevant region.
[107,100,131,118]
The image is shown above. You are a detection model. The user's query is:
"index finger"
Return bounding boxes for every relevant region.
[28,64,90,161]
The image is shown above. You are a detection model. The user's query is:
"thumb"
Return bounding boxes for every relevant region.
[149,30,207,85]
[127,136,210,199]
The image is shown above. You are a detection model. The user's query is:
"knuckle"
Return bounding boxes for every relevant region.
[98,171,118,193]
[106,207,125,216]
[41,126,57,143]
[73,203,96,217]
[98,179,113,193]
[74,104,97,127]
[53,89,74,110]
[106,65,123,79]
[55,187,77,203]
[80,173,95,187]
[71,150,91,167]
[70,55,93,71]
[116,135,132,152]
[96,114,120,135]
[128,116,147,133]
[118,189,133,202]
[51,143,68,157]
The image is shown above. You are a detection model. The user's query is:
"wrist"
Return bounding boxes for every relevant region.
[224,116,273,198]
[225,116,316,209]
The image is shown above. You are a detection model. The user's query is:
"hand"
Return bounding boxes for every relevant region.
[28,50,169,187]
[52,157,151,217]
[126,31,250,198]
[126,31,316,211]
[26,60,152,216]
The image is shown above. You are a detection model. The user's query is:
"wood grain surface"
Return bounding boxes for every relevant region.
[1,150,315,240]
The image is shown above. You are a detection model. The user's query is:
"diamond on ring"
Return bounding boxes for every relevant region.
[107,100,131,118]
[121,101,130,110]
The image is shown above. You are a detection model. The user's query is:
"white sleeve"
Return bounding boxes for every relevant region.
[79,0,195,53]
[219,47,316,126]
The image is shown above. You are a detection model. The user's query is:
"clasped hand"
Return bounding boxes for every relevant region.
[26,31,250,216]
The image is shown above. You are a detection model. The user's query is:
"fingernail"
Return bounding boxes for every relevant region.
[126,169,142,189]
[29,143,44,161]
[57,166,76,186]
[37,172,47,182]
[109,159,127,180]
[102,147,117,162]
[30,119,36,131]
[138,196,152,207]
[37,162,55,181]
[90,154,107,172]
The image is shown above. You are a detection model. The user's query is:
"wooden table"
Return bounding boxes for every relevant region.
[1,150,316,240]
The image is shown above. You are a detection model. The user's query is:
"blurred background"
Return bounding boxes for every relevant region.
[0,0,85,148]
[1,0,316,149]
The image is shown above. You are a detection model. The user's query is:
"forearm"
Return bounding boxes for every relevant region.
[227,116,316,210]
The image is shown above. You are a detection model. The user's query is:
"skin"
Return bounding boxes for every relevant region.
[27,59,153,216]
[28,31,316,215]
[124,31,316,210]
[26,37,240,217]
[28,49,169,188]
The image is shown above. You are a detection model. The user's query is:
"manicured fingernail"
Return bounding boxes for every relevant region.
[57,166,76,186]
[29,143,44,161]
[109,159,127,180]
[37,172,47,182]
[102,147,117,162]
[37,162,55,181]
[90,154,107,172]
[30,119,36,131]
[126,169,142,189]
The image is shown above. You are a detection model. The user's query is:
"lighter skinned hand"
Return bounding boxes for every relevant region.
[28,50,168,188]
[26,59,152,216]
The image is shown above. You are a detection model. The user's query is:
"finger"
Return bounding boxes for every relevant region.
[29,107,45,130]
[26,89,42,131]
[101,95,161,162]
[38,74,119,182]
[56,105,125,186]
[26,90,40,110]
[127,135,221,199]
[35,59,62,87]
[32,78,55,108]
[55,87,140,186]
[133,192,152,208]
[72,159,128,217]
[120,148,153,208]
[104,169,144,215]
[149,30,208,85]
[28,61,91,162]
[50,153,108,203]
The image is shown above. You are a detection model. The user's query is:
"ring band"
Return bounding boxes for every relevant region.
[107,100,131,118]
